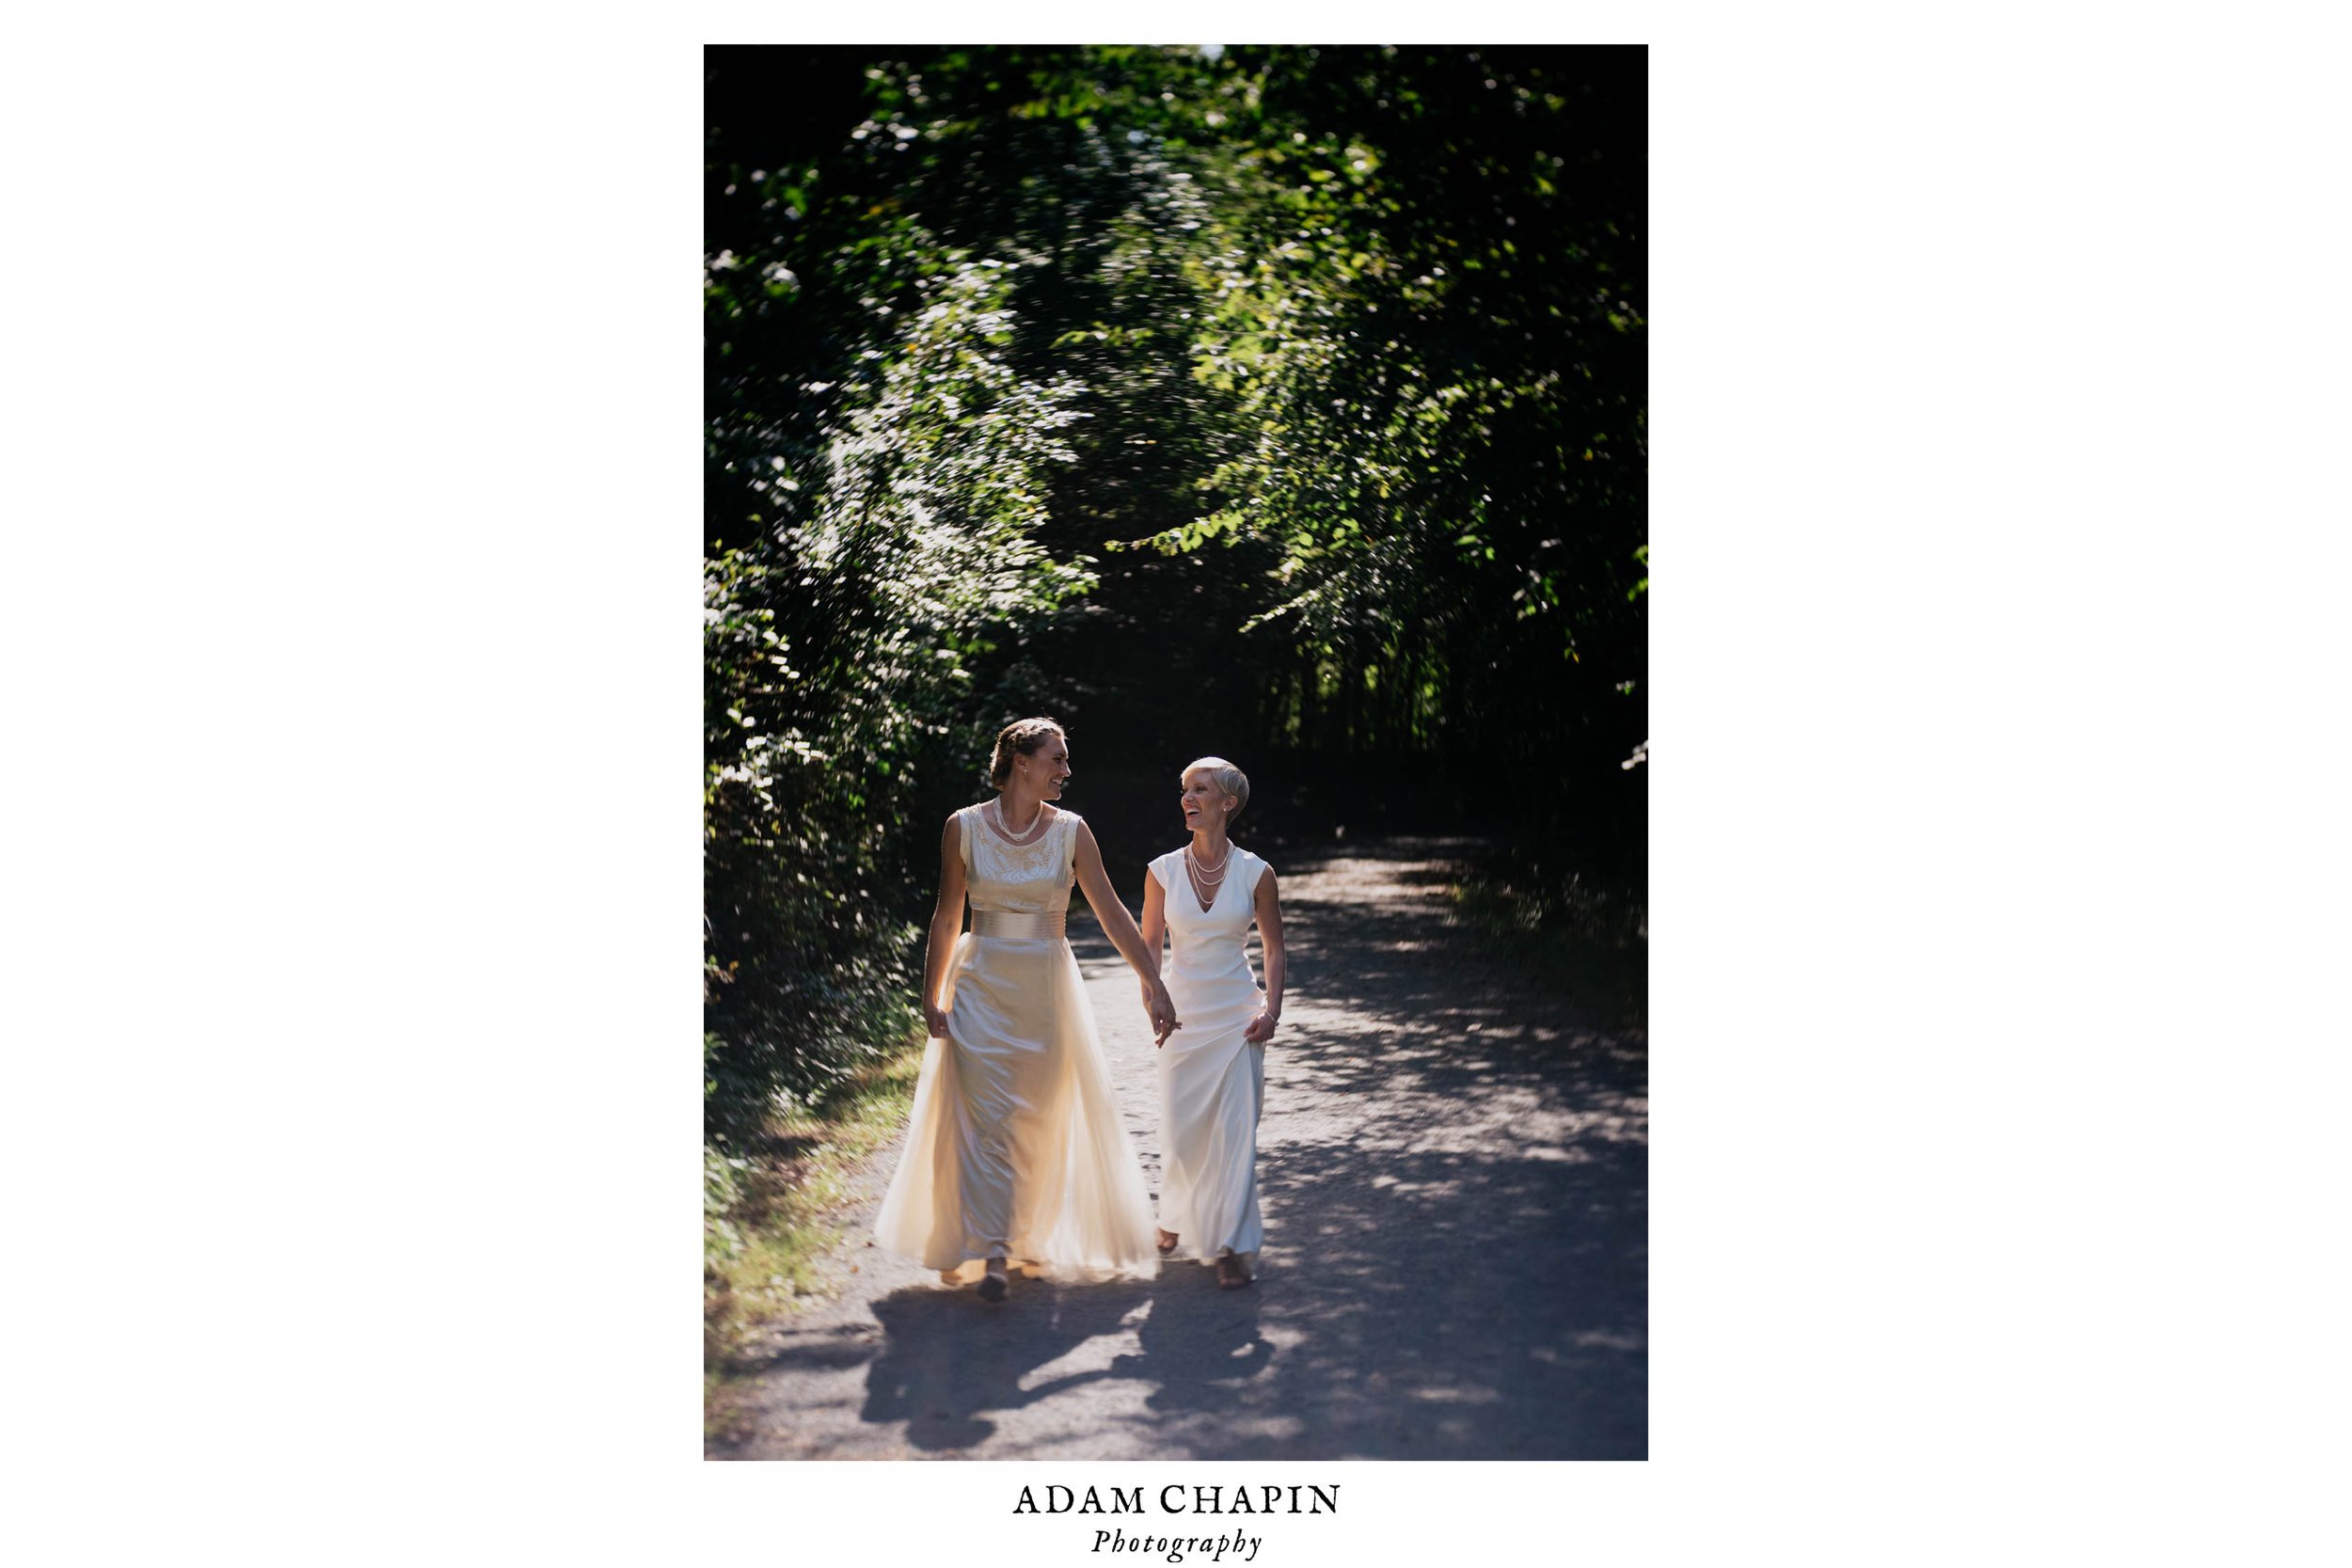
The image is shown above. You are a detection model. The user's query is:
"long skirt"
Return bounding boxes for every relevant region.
[875,931,1158,1282]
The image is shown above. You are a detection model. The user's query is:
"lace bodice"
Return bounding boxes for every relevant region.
[959,803,1079,916]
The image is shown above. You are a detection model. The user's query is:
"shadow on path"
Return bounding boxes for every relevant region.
[712,836,1644,1460]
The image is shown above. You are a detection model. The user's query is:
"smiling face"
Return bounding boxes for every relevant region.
[990,717,1068,796]
[1019,736,1072,800]
[1179,768,1235,832]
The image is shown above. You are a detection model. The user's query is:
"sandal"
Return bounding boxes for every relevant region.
[1155,1228,1180,1257]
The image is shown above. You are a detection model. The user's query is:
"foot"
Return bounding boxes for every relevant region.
[977,1260,1009,1303]
[1216,1254,1251,1291]
[1155,1228,1180,1257]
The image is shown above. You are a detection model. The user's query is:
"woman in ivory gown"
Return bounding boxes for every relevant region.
[1139,756,1286,1290]
[874,718,1177,1303]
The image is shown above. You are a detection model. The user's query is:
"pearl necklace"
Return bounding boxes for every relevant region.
[1185,842,1232,881]
[989,798,1051,846]
[1184,842,1232,909]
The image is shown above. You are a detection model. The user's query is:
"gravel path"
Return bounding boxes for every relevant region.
[707,837,1647,1460]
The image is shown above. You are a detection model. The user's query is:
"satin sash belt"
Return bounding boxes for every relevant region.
[970,910,1066,941]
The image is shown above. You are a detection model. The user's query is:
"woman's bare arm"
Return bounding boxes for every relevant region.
[1137,869,1169,1044]
[1244,867,1284,1043]
[920,814,968,1037]
[1073,820,1179,1040]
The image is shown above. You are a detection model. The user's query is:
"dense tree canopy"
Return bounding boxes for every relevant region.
[706,45,1645,1130]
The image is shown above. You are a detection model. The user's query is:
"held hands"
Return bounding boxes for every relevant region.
[1144,981,1182,1048]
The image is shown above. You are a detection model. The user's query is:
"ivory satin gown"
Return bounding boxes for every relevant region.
[874,805,1158,1282]
[1150,845,1271,1264]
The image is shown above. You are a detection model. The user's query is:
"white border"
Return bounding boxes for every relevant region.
[8,8,2346,1564]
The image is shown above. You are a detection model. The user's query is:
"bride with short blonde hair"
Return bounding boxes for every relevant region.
[1138,754,1286,1290]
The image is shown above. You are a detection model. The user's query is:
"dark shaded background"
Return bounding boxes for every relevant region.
[705,45,1645,1127]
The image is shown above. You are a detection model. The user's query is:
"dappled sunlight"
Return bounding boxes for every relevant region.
[713,842,1644,1460]
[856,1279,1161,1452]
[1092,846,1644,1459]
[706,43,1644,1459]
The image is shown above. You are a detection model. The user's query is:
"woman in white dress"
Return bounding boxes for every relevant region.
[874,718,1177,1303]
[1139,756,1286,1290]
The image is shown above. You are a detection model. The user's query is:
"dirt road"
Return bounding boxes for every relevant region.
[708,837,1646,1460]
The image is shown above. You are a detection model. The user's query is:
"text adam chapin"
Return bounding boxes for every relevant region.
[1014,1483,1340,1564]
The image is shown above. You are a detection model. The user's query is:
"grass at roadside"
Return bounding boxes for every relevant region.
[704,1040,926,1430]
[1451,863,1647,1033]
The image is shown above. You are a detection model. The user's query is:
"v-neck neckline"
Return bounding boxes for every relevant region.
[1181,846,1235,916]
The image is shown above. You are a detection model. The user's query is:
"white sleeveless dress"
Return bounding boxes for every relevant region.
[1150,844,1272,1264]
[874,805,1158,1282]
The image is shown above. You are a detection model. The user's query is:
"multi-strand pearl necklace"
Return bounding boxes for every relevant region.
[1184,841,1232,910]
